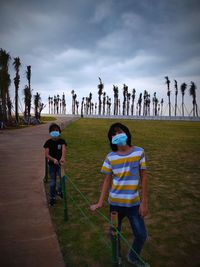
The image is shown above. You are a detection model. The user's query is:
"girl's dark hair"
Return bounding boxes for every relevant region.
[108,123,132,151]
[49,123,61,133]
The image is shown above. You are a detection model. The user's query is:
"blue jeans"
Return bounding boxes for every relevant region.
[110,205,148,261]
[49,164,62,199]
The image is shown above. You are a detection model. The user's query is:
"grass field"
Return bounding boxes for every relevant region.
[48,118,200,267]
[41,116,56,122]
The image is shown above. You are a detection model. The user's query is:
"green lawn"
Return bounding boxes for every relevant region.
[48,118,200,267]
[41,116,56,122]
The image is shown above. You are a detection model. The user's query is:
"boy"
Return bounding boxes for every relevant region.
[43,123,67,206]
[90,123,149,267]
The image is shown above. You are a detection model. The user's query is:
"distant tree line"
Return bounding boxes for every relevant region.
[48,93,66,115]
[0,48,45,128]
[1,47,198,124]
[67,77,198,118]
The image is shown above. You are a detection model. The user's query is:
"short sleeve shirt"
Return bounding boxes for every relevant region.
[101,146,147,207]
[43,138,67,165]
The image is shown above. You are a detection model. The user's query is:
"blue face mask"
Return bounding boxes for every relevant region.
[50,131,60,138]
[112,133,128,146]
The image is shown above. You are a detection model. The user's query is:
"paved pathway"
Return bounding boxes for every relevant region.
[0,116,78,267]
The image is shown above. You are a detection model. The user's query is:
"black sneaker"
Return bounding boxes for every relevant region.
[49,198,56,206]
[57,191,63,198]
[127,254,150,267]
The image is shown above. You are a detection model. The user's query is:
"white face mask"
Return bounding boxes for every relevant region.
[50,131,60,138]
[112,133,128,146]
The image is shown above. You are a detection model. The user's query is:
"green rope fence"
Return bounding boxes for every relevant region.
[69,193,112,252]
[67,175,148,266]
[43,160,148,266]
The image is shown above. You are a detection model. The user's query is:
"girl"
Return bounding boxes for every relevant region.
[90,123,149,267]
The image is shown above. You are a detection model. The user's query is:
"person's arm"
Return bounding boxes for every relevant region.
[59,144,66,165]
[139,169,148,217]
[45,147,59,165]
[90,173,112,211]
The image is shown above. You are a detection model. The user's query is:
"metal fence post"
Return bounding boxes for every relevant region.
[111,211,122,266]
[43,157,49,183]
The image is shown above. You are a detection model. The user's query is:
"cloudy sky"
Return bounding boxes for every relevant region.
[1,0,200,115]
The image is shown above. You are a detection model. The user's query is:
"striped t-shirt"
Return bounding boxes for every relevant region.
[101,146,147,207]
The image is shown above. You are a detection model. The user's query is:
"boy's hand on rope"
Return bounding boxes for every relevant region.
[90,203,102,212]
[59,158,65,165]
[53,159,59,165]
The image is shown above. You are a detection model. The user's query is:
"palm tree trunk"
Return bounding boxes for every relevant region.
[1,89,7,123]
[175,94,177,116]
[98,96,101,115]
[195,103,198,117]
[193,100,195,117]
[182,94,184,117]
[15,86,19,123]
[168,94,171,117]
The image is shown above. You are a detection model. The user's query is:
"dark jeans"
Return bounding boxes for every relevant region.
[49,164,62,199]
[110,205,148,261]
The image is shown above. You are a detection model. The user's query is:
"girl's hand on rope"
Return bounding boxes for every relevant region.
[139,201,148,217]
[90,203,102,212]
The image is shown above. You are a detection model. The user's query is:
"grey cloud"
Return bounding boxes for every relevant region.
[1,0,200,112]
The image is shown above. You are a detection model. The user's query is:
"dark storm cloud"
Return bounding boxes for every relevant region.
[0,0,200,112]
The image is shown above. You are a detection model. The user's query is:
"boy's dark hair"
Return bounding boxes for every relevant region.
[108,123,132,151]
[49,123,61,133]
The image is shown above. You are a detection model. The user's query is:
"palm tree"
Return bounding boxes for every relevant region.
[56,94,60,114]
[73,93,77,115]
[24,85,31,119]
[0,48,11,124]
[81,97,84,117]
[53,95,56,114]
[165,76,171,117]
[48,96,51,114]
[98,77,104,115]
[103,92,106,115]
[34,92,41,119]
[147,93,151,116]
[143,90,148,116]
[189,82,198,117]
[62,93,66,114]
[158,103,160,116]
[38,102,45,120]
[127,93,131,116]
[138,93,142,116]
[50,97,53,114]
[89,92,92,114]
[122,84,128,115]
[71,90,75,114]
[131,89,136,116]
[152,92,156,116]
[180,83,187,117]
[59,95,62,114]
[107,96,111,116]
[118,99,121,115]
[85,97,89,115]
[91,103,94,114]
[34,92,45,120]
[7,94,12,120]
[13,57,21,123]
[26,65,32,118]
[155,94,158,116]
[75,100,79,114]
[174,80,178,116]
[113,85,119,115]
[95,103,97,115]
[161,98,164,116]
